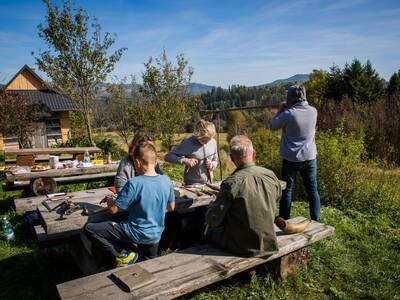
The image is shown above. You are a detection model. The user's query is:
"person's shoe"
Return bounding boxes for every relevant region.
[115,250,138,268]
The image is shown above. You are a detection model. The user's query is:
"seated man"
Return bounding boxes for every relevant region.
[206,135,282,257]
[84,142,175,267]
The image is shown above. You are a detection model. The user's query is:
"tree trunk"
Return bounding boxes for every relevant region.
[84,113,95,146]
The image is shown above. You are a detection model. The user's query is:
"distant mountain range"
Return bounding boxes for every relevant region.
[187,74,310,95]
[263,74,310,86]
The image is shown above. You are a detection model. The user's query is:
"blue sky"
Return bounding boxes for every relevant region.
[0,0,399,87]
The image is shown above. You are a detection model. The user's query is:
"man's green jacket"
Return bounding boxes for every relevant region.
[206,163,282,257]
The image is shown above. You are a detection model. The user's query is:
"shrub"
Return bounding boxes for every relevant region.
[315,128,364,207]
[95,137,124,160]
[248,128,281,175]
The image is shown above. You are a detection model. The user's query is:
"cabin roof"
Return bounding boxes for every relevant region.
[9,90,78,112]
[2,65,77,112]
[3,64,47,90]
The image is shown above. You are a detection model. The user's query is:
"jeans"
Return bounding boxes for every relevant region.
[84,221,159,260]
[280,159,321,221]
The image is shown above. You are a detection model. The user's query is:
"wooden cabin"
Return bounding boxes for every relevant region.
[0,65,77,150]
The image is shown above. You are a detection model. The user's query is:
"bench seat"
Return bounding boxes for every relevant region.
[57,217,334,300]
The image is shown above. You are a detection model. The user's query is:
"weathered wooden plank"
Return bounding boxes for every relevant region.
[14,188,112,213]
[57,217,334,300]
[5,147,101,156]
[5,155,74,164]
[6,164,118,182]
[5,173,115,193]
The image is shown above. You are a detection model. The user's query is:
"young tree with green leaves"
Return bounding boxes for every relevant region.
[305,69,329,108]
[141,50,196,150]
[35,0,126,145]
[226,111,246,140]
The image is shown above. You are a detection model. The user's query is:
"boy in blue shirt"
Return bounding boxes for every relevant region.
[84,142,175,267]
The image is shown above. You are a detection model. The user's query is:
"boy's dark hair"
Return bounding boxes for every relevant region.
[128,132,154,161]
[133,142,157,165]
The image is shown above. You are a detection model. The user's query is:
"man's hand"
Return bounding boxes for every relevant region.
[184,158,198,167]
[99,195,115,208]
[278,101,287,112]
[205,158,212,171]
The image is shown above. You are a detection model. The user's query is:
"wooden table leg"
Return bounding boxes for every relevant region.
[267,247,309,278]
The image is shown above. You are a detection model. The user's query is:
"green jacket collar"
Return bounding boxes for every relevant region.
[233,162,256,174]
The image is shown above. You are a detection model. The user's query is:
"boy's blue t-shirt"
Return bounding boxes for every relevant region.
[114,174,175,244]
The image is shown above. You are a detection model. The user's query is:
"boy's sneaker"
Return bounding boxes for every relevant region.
[115,250,138,268]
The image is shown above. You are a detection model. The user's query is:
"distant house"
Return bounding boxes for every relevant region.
[0,65,77,150]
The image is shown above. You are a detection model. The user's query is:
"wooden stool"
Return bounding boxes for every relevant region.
[30,177,57,195]
[16,155,35,166]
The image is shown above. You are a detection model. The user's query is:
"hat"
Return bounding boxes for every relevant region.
[287,85,306,103]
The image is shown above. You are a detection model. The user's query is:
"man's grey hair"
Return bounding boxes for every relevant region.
[229,135,254,159]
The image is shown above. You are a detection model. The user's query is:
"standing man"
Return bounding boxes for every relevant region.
[270,85,321,221]
[206,135,281,257]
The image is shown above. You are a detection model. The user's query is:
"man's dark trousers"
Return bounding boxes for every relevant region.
[280,159,320,221]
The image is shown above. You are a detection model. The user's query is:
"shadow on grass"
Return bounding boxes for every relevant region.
[0,245,82,300]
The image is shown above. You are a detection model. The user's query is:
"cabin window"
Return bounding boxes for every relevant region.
[46,117,62,146]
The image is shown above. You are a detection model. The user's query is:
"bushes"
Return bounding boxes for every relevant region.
[248,128,281,175]
[248,127,400,219]
[315,128,364,207]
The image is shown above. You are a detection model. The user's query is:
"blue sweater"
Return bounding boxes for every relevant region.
[270,101,317,162]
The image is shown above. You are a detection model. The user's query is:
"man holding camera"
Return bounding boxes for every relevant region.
[271,85,321,222]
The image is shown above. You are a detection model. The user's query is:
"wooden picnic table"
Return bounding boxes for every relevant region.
[16,183,220,243]
[5,147,101,156]
[5,163,119,183]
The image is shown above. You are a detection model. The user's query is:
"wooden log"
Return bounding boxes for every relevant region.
[31,177,57,195]
[57,217,334,300]
[266,247,309,278]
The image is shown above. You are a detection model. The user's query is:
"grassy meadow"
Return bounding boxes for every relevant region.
[0,130,399,300]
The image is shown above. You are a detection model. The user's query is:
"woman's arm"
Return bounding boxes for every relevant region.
[164,139,189,165]
[114,156,134,192]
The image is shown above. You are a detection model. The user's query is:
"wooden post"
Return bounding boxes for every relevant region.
[217,112,223,181]
[267,247,309,278]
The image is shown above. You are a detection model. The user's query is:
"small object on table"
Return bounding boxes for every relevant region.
[275,217,312,233]
[31,165,51,172]
[111,265,156,292]
[92,159,104,165]
[49,156,59,169]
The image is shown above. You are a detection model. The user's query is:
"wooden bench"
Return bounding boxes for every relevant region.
[3,172,116,192]
[57,217,334,300]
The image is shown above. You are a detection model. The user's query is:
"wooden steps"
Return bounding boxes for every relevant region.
[57,217,334,300]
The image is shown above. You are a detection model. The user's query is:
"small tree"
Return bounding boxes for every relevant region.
[0,91,40,148]
[305,69,329,108]
[141,50,196,149]
[35,0,126,145]
[103,77,136,147]
[226,111,246,140]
